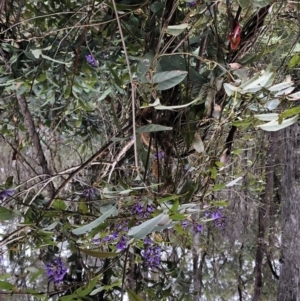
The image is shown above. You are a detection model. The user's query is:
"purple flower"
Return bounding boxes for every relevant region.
[146,205,155,213]
[82,187,96,199]
[142,245,161,268]
[116,235,127,251]
[132,202,143,215]
[112,232,119,240]
[85,54,97,66]
[193,223,203,233]
[93,238,100,244]
[212,210,222,220]
[0,189,14,200]
[153,151,164,160]
[187,0,196,7]
[144,237,151,245]
[182,220,188,228]
[45,258,67,283]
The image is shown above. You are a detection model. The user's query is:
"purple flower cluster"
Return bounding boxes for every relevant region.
[82,187,96,199]
[193,223,203,233]
[206,208,226,229]
[0,189,14,200]
[153,151,164,160]
[116,235,127,251]
[93,222,129,250]
[131,202,155,218]
[85,54,97,67]
[45,258,67,283]
[142,238,160,268]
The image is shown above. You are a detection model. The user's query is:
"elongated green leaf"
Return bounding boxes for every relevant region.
[166,24,189,36]
[72,206,117,235]
[128,213,165,239]
[280,106,300,119]
[136,124,172,133]
[127,288,146,301]
[80,249,119,258]
[152,71,187,90]
[0,281,15,290]
[0,207,14,221]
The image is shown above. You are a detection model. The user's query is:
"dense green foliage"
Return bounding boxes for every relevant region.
[0,0,299,300]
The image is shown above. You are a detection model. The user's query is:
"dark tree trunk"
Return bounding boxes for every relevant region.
[253,132,276,301]
[278,124,300,301]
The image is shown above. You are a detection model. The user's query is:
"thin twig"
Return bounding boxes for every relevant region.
[110,0,139,171]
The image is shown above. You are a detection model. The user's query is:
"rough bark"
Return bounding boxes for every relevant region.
[278,124,300,301]
[17,94,55,196]
[253,132,275,301]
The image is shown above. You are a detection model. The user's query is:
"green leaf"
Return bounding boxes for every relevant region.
[0,207,14,221]
[79,249,119,258]
[166,24,189,36]
[127,288,146,301]
[288,54,300,68]
[0,281,15,290]
[150,2,164,15]
[169,213,186,221]
[252,0,272,8]
[4,176,13,189]
[0,274,11,280]
[212,184,225,191]
[30,269,45,283]
[137,52,154,84]
[25,288,44,296]
[72,206,117,235]
[171,199,179,212]
[152,71,187,90]
[136,124,172,133]
[76,276,98,297]
[280,106,300,119]
[52,199,66,210]
[128,213,166,239]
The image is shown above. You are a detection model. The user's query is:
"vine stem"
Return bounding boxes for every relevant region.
[111,0,139,171]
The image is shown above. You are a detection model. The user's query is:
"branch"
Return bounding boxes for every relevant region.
[16,92,55,196]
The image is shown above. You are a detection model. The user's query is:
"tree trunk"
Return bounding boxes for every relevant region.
[253,132,275,301]
[278,125,300,301]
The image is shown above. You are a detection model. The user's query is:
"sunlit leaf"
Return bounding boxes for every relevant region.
[143,97,200,110]
[265,99,280,110]
[224,83,238,96]
[166,24,189,36]
[268,81,294,92]
[226,176,243,187]
[72,206,117,235]
[257,115,298,131]
[254,113,279,121]
[128,213,166,239]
